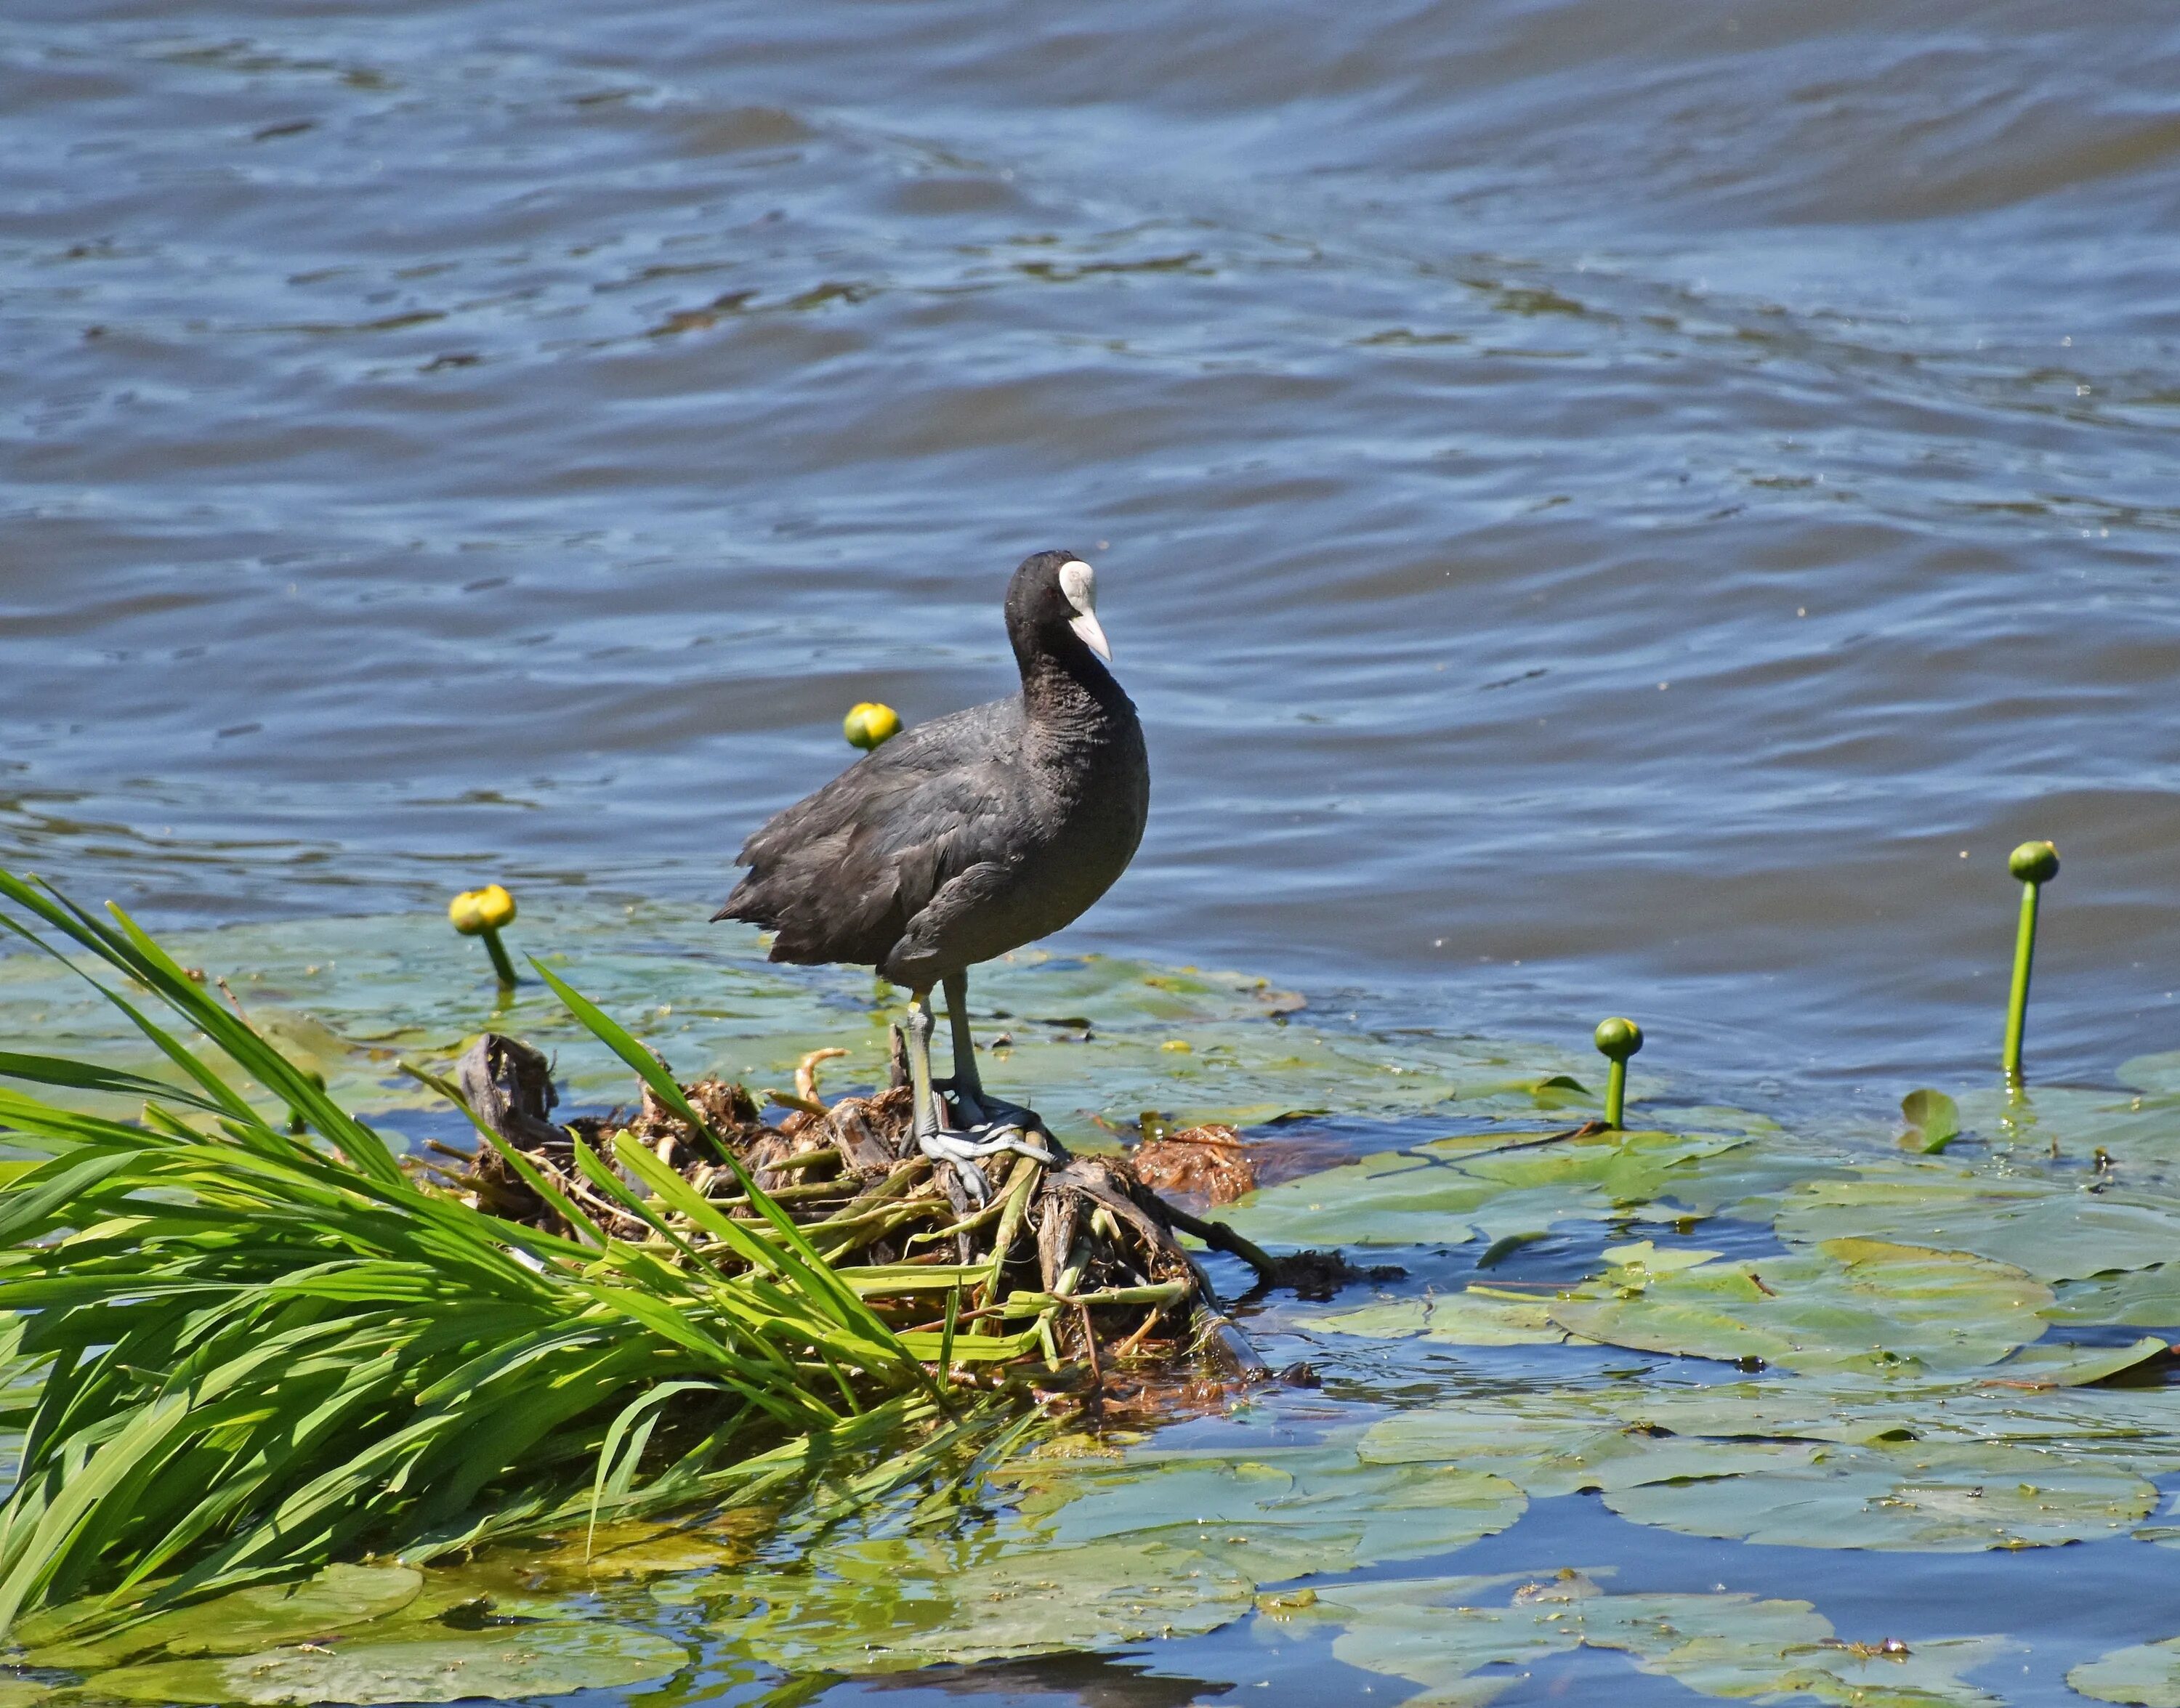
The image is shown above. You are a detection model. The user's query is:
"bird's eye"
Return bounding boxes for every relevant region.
[1059,559,1096,615]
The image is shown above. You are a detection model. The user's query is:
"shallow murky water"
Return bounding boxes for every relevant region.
[8,1,2180,1703]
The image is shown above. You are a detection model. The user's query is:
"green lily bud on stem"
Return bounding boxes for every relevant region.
[450,883,520,986]
[1594,1016,1643,1130]
[2001,840,2059,1087]
[844,701,903,751]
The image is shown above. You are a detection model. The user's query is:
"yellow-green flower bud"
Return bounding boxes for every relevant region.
[1594,1016,1644,1062]
[450,886,519,984]
[2008,841,2059,885]
[844,701,903,750]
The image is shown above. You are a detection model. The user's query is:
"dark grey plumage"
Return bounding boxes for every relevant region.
[716,551,1149,996]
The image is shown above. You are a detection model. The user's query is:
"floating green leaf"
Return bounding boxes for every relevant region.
[1313,1571,2008,1708]
[1001,1442,1527,1581]
[1546,1238,2051,1375]
[1981,1335,2170,1389]
[1902,1088,1962,1153]
[2071,1637,2180,1707]
[89,1622,689,1704]
[2118,1053,2180,1100]
[2049,1268,2180,1327]
[1776,1173,2180,1282]
[23,1566,422,1669]
[1358,1393,1652,1498]
[703,1436,1528,1677]
[1307,1290,1569,1346]
[1224,1127,1750,1250]
[1955,1082,2180,1162]
[1599,1436,2155,1550]
[1614,1378,2180,1481]
[708,1535,1254,1672]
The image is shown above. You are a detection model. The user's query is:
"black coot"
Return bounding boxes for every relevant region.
[715,550,1150,1194]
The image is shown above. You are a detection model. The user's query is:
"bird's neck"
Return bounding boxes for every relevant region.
[1016,628,1130,734]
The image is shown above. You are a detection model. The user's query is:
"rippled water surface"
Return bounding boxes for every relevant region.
[8,1,2180,1702]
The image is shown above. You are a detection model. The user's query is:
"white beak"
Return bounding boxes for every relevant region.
[1068,609,1113,661]
[1059,559,1113,661]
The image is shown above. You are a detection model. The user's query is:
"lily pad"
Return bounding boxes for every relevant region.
[23,1566,424,1669]
[1357,1393,1661,1498]
[1315,1571,2007,1708]
[1954,1084,2180,1163]
[1306,1290,1569,1346]
[2071,1637,2180,1707]
[1603,1379,2180,1483]
[1979,1335,2171,1389]
[1547,1238,2052,1375]
[2049,1268,2180,1328]
[1000,1444,1527,1582]
[693,1428,1533,1677]
[532,1518,754,1580]
[2118,1053,2180,1099]
[1223,1127,1750,1250]
[708,1534,1254,1672]
[90,1621,689,1704]
[1599,1435,2156,1550]
[1776,1173,2180,1283]
[1902,1088,1962,1153]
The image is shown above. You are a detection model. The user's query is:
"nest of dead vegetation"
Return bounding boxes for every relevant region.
[427,1032,1387,1387]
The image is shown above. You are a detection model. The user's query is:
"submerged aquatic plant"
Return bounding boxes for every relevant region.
[0,869,943,1639]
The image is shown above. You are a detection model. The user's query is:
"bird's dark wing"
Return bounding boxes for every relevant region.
[715,700,1024,968]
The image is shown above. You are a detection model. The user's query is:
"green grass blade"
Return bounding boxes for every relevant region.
[0,1053,233,1116]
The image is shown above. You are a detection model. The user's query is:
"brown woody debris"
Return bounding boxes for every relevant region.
[432,1032,1384,1401]
[1131,1123,1256,1206]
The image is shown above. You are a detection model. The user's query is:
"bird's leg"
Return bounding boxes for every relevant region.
[906,992,1040,1203]
[940,969,989,1125]
[937,969,1049,1142]
[905,991,948,1148]
[907,989,1056,1205]
[905,993,987,1205]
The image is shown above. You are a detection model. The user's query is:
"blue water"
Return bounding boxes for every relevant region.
[9,1,2180,1700]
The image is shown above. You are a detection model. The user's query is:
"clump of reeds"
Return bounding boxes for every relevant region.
[0,873,959,1641]
[0,870,1299,1643]
[427,995,1277,1382]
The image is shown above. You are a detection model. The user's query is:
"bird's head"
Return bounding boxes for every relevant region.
[1006,549,1113,665]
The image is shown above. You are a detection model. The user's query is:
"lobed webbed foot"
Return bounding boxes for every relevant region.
[916,1120,1058,1205]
